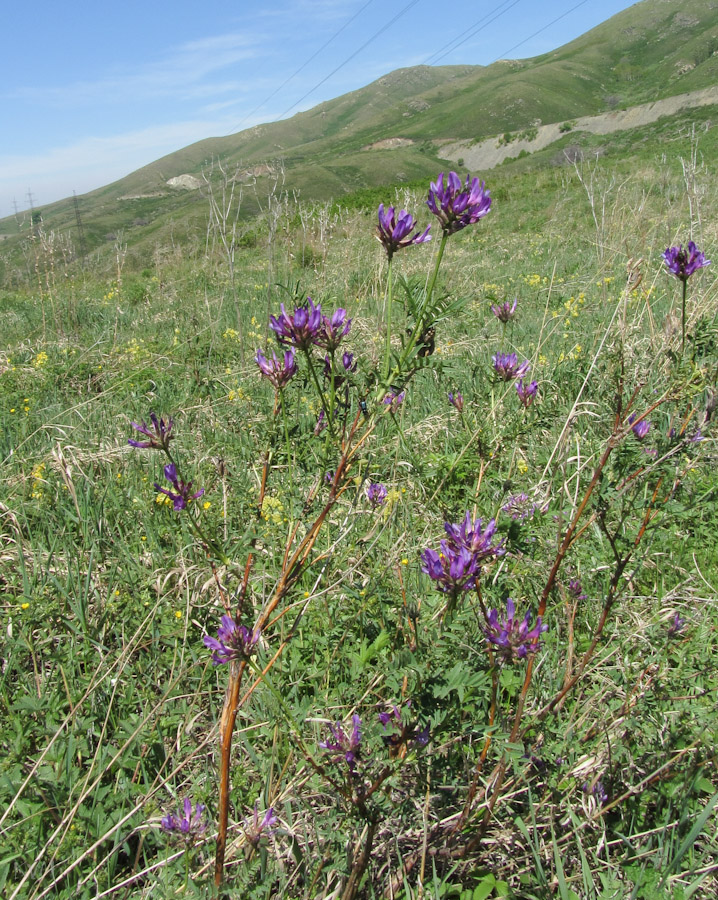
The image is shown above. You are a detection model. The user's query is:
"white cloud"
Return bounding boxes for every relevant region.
[0,115,268,213]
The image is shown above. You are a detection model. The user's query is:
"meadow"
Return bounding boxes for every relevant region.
[1,133,717,900]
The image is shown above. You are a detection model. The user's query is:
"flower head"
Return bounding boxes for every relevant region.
[378,702,429,754]
[516,378,538,408]
[502,493,540,522]
[628,413,651,440]
[491,298,517,323]
[443,512,505,563]
[129,413,174,451]
[668,612,686,636]
[376,204,431,259]
[567,578,587,601]
[421,542,480,598]
[269,298,322,349]
[448,391,464,412]
[161,798,207,841]
[483,598,547,663]
[255,348,297,389]
[662,241,710,281]
[244,801,278,847]
[320,714,362,772]
[366,482,388,508]
[154,463,204,511]
[383,389,405,412]
[203,615,261,665]
[492,352,530,381]
[317,308,352,351]
[426,172,491,235]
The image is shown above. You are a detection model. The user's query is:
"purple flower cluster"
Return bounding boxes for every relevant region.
[320,714,362,772]
[383,389,406,412]
[668,612,686,636]
[491,298,517,323]
[376,204,431,260]
[628,413,651,440]
[516,378,538,407]
[448,391,464,412]
[567,578,587,601]
[483,597,547,663]
[421,513,504,599]
[366,482,388,508]
[269,298,351,352]
[244,801,278,848]
[502,493,542,522]
[154,462,204,510]
[203,615,261,665]
[129,413,174,451]
[662,241,710,281]
[161,798,207,840]
[426,172,491,235]
[255,348,297,390]
[492,352,530,382]
[378,703,430,753]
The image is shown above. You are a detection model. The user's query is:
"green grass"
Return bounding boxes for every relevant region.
[1,128,717,900]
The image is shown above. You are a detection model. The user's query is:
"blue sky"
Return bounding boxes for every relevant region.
[0,0,639,216]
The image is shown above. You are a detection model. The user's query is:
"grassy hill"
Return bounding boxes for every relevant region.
[2,0,718,273]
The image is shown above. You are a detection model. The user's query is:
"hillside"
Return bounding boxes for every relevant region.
[2,0,718,269]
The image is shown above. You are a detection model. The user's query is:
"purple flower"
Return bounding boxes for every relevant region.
[383,389,406,412]
[582,781,608,805]
[662,241,710,281]
[421,542,480,598]
[491,298,517,323]
[378,702,429,753]
[567,578,587,601]
[443,512,505,563]
[448,391,464,412]
[244,801,278,847]
[342,351,357,372]
[492,352,530,381]
[320,714,362,772]
[203,615,261,665]
[426,172,491,235]
[255,348,297,389]
[668,612,686,635]
[628,413,651,440]
[317,308,351,351]
[154,462,204,511]
[129,413,174,451]
[366,482,388,508]
[502,493,539,522]
[314,409,327,436]
[269,298,322,349]
[516,379,538,408]
[161,798,207,840]
[376,204,431,259]
[483,597,548,663]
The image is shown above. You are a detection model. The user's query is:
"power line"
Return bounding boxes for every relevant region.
[423,0,523,67]
[276,0,424,121]
[227,0,377,135]
[491,0,591,62]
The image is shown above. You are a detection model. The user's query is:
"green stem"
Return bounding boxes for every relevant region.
[279,389,293,484]
[304,349,336,439]
[681,278,687,355]
[382,258,393,381]
[396,230,449,378]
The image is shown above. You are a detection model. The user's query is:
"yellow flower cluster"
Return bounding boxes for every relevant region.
[32,351,48,369]
[261,495,284,525]
[31,462,46,500]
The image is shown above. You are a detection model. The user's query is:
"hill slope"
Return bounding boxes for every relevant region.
[2,0,718,264]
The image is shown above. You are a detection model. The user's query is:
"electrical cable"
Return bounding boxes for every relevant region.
[226,0,377,135]
[276,0,424,121]
[423,0,523,66]
[490,0,591,62]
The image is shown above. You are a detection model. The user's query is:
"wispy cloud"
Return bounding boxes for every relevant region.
[8,31,263,107]
[0,115,267,211]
